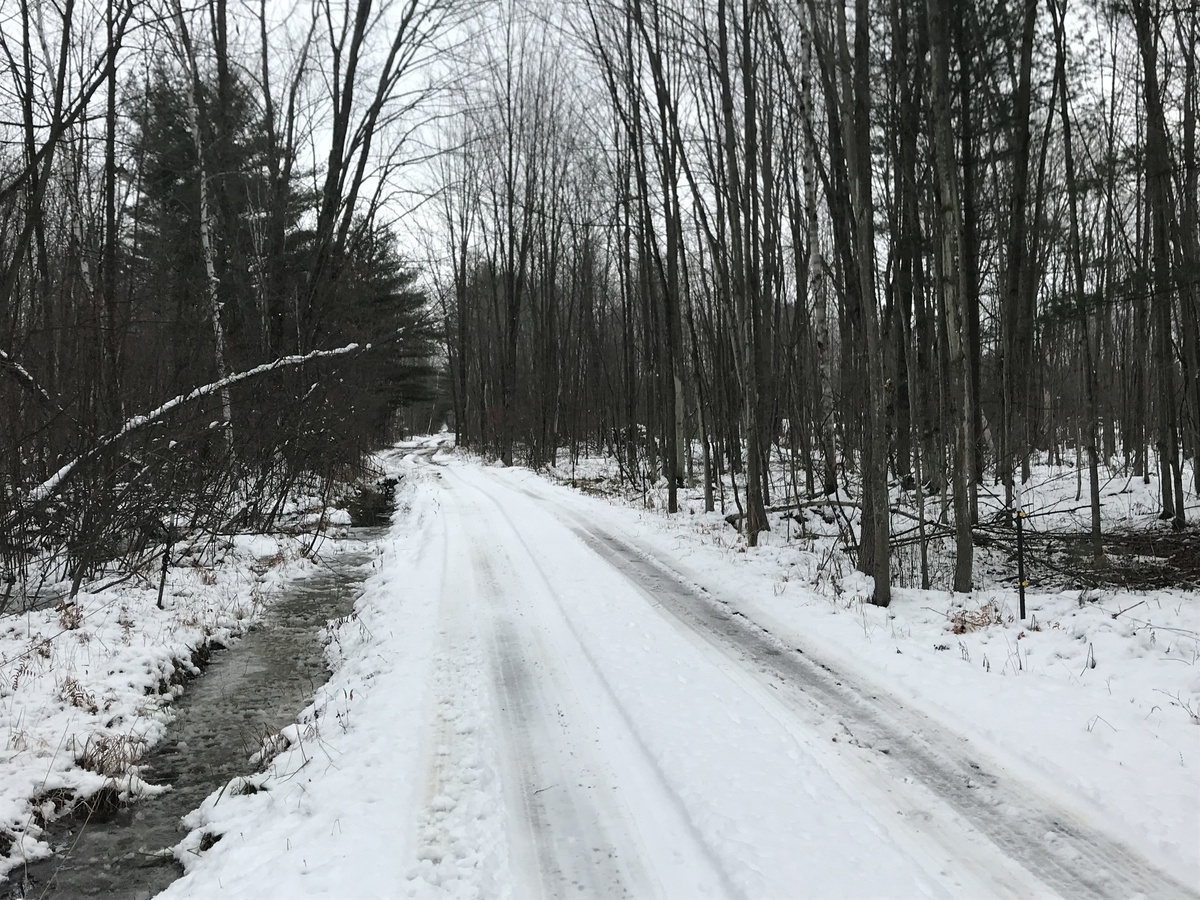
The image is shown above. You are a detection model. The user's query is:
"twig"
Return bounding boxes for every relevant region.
[1111,599,1147,619]
[1119,619,1200,640]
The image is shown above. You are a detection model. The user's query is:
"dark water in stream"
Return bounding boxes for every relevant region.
[4,531,383,900]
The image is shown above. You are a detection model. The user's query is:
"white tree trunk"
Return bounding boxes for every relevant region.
[169,0,233,449]
[801,22,836,497]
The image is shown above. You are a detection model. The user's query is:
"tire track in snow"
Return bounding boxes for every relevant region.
[520,488,1198,900]
[452,482,654,899]
[486,608,633,899]
[448,469,759,900]
[405,483,510,899]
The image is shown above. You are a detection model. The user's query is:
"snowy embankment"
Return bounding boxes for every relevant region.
[150,440,1197,898]
[0,507,351,877]
[160,440,475,897]
[538,454,1200,887]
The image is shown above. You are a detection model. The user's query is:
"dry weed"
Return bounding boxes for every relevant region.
[11,661,30,691]
[56,601,83,630]
[949,599,1008,634]
[118,606,135,644]
[72,733,147,776]
[58,676,98,714]
[6,729,29,752]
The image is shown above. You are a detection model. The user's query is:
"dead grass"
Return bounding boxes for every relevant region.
[56,601,83,630]
[58,676,98,714]
[71,732,146,777]
[949,599,1009,634]
[197,831,222,851]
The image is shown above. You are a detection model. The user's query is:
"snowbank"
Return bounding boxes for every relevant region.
[0,527,343,877]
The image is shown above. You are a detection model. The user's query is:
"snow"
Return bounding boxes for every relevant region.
[161,452,468,898]
[148,439,1198,898]
[535,453,1200,888]
[0,519,357,876]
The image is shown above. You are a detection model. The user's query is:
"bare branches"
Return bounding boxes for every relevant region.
[0,348,57,409]
[23,342,370,508]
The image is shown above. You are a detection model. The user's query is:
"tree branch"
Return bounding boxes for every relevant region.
[23,343,371,507]
[0,348,58,408]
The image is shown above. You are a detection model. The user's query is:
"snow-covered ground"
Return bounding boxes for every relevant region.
[0,503,358,877]
[148,439,1198,899]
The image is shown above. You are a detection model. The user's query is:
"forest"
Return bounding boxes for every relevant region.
[1,0,1197,606]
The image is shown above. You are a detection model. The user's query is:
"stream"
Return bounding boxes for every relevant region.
[4,530,383,900]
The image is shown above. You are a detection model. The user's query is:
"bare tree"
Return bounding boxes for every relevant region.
[926,0,974,592]
[165,0,234,447]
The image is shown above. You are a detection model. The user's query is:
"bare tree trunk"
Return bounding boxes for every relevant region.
[834,0,889,604]
[799,20,837,498]
[1174,6,1200,497]
[169,0,234,448]
[101,0,124,426]
[716,0,767,544]
[926,0,973,592]
[1131,0,1185,525]
[1050,0,1103,559]
[954,6,983,523]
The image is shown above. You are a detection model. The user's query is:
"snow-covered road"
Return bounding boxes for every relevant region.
[159,446,1199,899]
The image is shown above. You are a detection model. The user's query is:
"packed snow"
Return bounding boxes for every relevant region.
[112,437,1198,899]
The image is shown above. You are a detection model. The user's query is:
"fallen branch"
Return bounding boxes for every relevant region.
[890,524,955,548]
[22,342,370,507]
[767,498,861,514]
[1111,599,1147,619]
[0,348,59,409]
